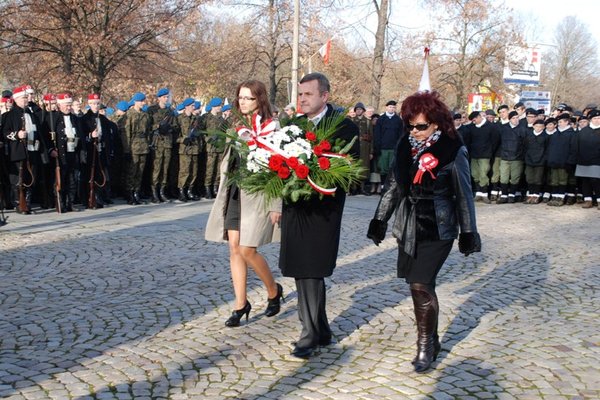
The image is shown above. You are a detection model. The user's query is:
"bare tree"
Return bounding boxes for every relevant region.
[546,16,600,107]
[423,0,522,109]
[0,0,202,93]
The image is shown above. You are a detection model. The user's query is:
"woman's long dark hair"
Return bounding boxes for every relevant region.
[400,91,457,139]
[233,80,272,123]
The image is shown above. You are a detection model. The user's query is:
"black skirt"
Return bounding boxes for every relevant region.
[224,183,241,231]
[397,239,454,284]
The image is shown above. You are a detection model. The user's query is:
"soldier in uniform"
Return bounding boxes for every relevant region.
[47,93,83,212]
[81,94,112,209]
[0,96,12,213]
[123,92,151,205]
[350,102,372,195]
[112,101,131,200]
[203,97,225,199]
[147,88,178,203]
[1,85,49,213]
[176,98,201,201]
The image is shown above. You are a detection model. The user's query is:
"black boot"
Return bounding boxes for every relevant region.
[132,191,142,205]
[205,185,214,199]
[178,188,188,202]
[187,188,200,201]
[225,301,251,327]
[151,186,160,203]
[159,186,168,202]
[410,283,440,373]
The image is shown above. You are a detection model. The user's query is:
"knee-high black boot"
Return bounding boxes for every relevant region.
[410,283,440,373]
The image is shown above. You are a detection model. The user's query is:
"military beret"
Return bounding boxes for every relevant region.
[105,107,114,117]
[131,92,146,102]
[453,113,462,120]
[532,119,545,126]
[587,109,600,118]
[208,97,222,108]
[537,109,546,115]
[485,109,496,116]
[468,111,480,120]
[385,100,397,106]
[497,104,509,112]
[556,103,568,111]
[525,108,537,116]
[141,104,148,112]
[556,113,571,121]
[157,88,169,98]
[115,101,130,112]
[194,101,201,110]
[354,102,366,111]
[1,90,12,98]
[222,104,232,112]
[176,103,185,112]
[508,111,518,119]
[12,85,29,99]
[585,103,597,110]
[514,102,524,109]
[544,118,557,125]
[181,97,195,108]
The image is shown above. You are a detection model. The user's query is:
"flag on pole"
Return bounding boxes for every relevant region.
[319,39,331,65]
[418,47,431,92]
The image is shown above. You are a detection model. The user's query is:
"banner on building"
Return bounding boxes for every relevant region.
[519,90,551,115]
[503,46,542,86]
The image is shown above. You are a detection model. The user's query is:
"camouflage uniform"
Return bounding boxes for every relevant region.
[176,113,202,201]
[203,112,226,197]
[147,104,177,202]
[123,108,150,203]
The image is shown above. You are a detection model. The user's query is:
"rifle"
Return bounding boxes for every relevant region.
[49,111,61,213]
[88,115,107,209]
[18,114,34,214]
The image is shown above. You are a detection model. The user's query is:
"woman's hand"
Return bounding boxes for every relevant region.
[367,219,387,246]
[270,212,282,225]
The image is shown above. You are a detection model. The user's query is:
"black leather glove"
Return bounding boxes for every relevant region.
[367,219,387,246]
[458,232,481,256]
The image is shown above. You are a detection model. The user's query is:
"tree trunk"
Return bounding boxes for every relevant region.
[370,0,388,111]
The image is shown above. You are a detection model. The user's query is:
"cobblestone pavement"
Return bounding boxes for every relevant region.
[0,196,598,400]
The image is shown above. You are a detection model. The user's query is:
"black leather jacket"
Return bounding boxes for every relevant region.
[372,133,480,257]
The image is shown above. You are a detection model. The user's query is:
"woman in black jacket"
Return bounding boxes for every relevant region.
[367,91,481,373]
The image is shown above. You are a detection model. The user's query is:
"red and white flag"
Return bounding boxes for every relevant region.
[418,47,431,92]
[319,39,331,65]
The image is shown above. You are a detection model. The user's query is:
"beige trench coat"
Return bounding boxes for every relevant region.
[205,146,281,247]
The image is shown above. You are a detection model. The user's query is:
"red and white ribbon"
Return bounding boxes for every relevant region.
[413,153,438,185]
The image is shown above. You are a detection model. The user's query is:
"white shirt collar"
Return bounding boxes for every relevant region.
[309,105,328,126]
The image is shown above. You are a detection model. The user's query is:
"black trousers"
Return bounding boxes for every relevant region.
[295,278,331,348]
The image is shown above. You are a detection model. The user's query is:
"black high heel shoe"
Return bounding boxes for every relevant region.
[265,283,284,317]
[225,301,251,327]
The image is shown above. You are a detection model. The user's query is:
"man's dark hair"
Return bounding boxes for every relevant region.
[299,72,330,94]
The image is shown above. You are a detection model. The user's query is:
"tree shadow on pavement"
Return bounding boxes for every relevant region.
[436,252,550,366]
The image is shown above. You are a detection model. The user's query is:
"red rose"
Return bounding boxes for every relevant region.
[305,131,316,141]
[287,156,299,169]
[295,164,309,179]
[318,157,331,170]
[319,140,331,151]
[313,145,323,156]
[278,166,291,179]
[268,155,284,171]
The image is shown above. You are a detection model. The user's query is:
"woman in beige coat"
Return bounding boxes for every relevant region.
[205,80,283,327]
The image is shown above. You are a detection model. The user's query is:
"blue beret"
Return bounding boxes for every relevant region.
[141,105,148,112]
[194,101,201,110]
[205,105,212,112]
[222,104,231,112]
[131,92,146,102]
[116,101,130,112]
[156,88,169,98]
[105,107,115,116]
[208,97,222,108]
[181,97,195,108]
[176,103,185,112]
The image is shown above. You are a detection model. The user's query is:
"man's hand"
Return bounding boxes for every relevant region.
[18,130,27,139]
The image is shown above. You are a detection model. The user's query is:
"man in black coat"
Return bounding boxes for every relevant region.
[279,72,359,359]
[373,100,403,192]
[465,111,500,203]
[1,85,49,213]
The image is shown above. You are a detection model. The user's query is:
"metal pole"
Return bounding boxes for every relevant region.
[291,0,299,107]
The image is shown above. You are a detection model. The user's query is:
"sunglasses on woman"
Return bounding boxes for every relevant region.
[406,123,431,131]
